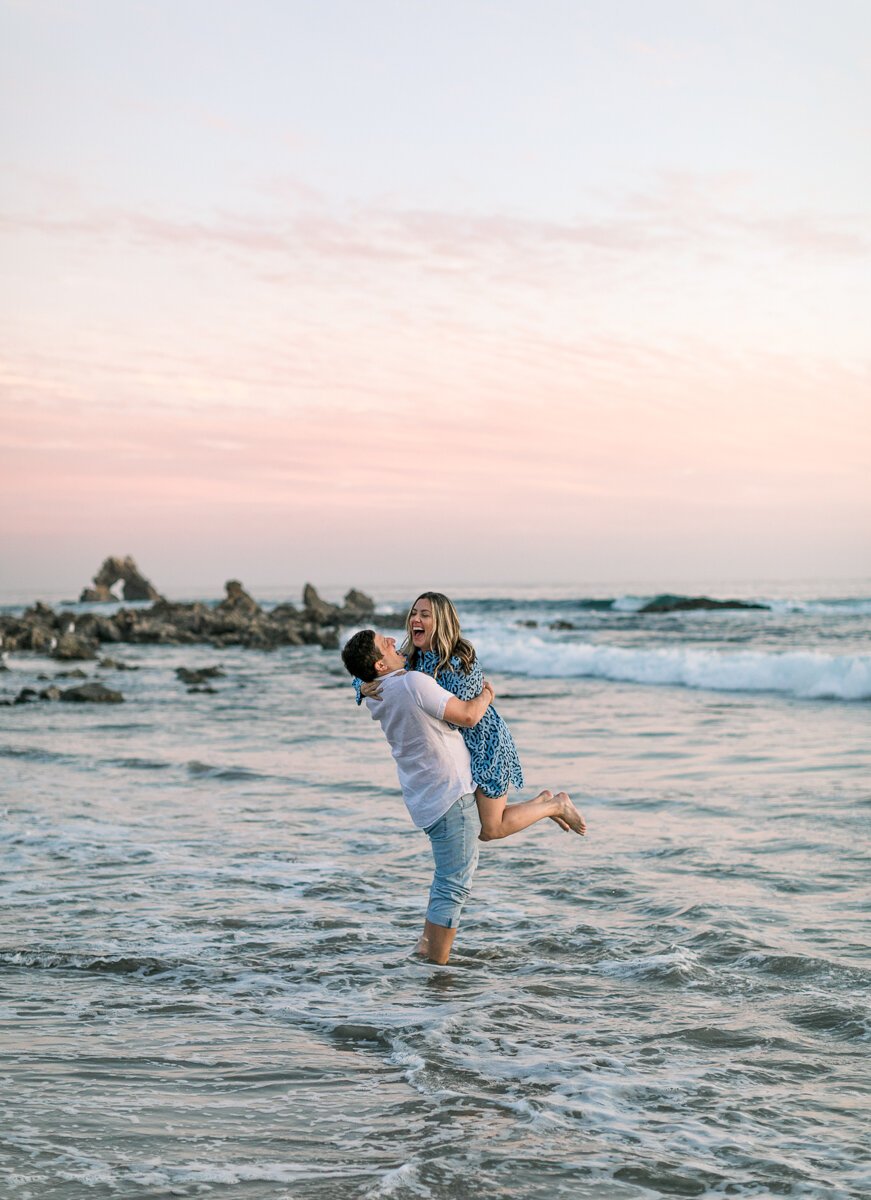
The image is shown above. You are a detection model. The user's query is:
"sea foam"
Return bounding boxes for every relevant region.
[474,632,871,701]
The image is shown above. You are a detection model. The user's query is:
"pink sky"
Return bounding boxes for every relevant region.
[1,2,869,593]
[3,341,867,590]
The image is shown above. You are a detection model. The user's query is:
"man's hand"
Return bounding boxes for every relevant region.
[443,679,494,729]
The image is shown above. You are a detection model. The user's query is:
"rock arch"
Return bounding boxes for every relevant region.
[80,556,162,603]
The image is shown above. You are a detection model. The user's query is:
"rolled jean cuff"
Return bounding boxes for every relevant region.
[424,793,480,928]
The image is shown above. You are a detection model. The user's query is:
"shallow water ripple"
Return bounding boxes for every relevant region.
[1,638,870,1198]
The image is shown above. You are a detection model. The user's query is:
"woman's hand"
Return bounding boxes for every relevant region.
[482,680,495,703]
[360,679,384,702]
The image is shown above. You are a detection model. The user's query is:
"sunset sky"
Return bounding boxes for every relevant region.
[2,0,869,595]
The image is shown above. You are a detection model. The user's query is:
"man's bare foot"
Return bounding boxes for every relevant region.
[555,791,586,835]
[414,919,456,965]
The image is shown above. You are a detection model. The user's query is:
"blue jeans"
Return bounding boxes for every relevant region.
[424,793,480,928]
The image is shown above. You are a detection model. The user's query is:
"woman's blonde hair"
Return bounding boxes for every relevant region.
[400,591,476,679]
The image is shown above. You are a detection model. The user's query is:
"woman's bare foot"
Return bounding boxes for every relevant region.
[537,789,569,832]
[554,791,586,835]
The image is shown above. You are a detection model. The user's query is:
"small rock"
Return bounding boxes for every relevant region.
[270,602,299,619]
[303,583,340,624]
[14,687,38,704]
[53,633,97,661]
[342,588,376,616]
[56,668,89,679]
[187,685,217,694]
[127,617,184,644]
[99,657,139,671]
[80,586,112,602]
[272,622,304,646]
[39,685,61,701]
[517,619,539,628]
[377,610,410,629]
[28,627,56,653]
[80,615,123,643]
[217,580,261,616]
[176,666,225,685]
[60,682,124,703]
[549,620,576,631]
[24,601,56,621]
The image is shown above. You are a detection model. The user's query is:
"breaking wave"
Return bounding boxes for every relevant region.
[474,633,871,700]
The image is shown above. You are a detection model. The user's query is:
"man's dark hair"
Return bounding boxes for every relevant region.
[341,629,382,682]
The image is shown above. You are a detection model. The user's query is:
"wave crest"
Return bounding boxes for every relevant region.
[475,633,871,700]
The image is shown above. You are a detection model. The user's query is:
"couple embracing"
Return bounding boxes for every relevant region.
[341,592,586,965]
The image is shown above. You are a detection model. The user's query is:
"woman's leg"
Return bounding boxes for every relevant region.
[476,787,586,841]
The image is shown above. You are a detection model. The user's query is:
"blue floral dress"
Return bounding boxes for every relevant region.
[355,650,523,799]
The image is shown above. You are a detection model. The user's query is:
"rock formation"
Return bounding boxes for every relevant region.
[60,682,124,703]
[0,581,382,658]
[80,556,162,603]
[639,595,768,614]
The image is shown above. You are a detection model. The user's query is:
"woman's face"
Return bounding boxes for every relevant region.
[409,596,435,652]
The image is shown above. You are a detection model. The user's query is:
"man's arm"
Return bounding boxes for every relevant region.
[443,681,494,728]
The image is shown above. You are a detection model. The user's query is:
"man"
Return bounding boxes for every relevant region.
[342,629,488,964]
[341,629,583,964]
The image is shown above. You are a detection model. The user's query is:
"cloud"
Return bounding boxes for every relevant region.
[1,172,866,280]
[731,212,869,256]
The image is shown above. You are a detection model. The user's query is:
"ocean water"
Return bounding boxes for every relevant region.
[1,579,869,1199]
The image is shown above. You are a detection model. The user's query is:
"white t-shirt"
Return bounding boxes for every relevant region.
[366,669,475,829]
